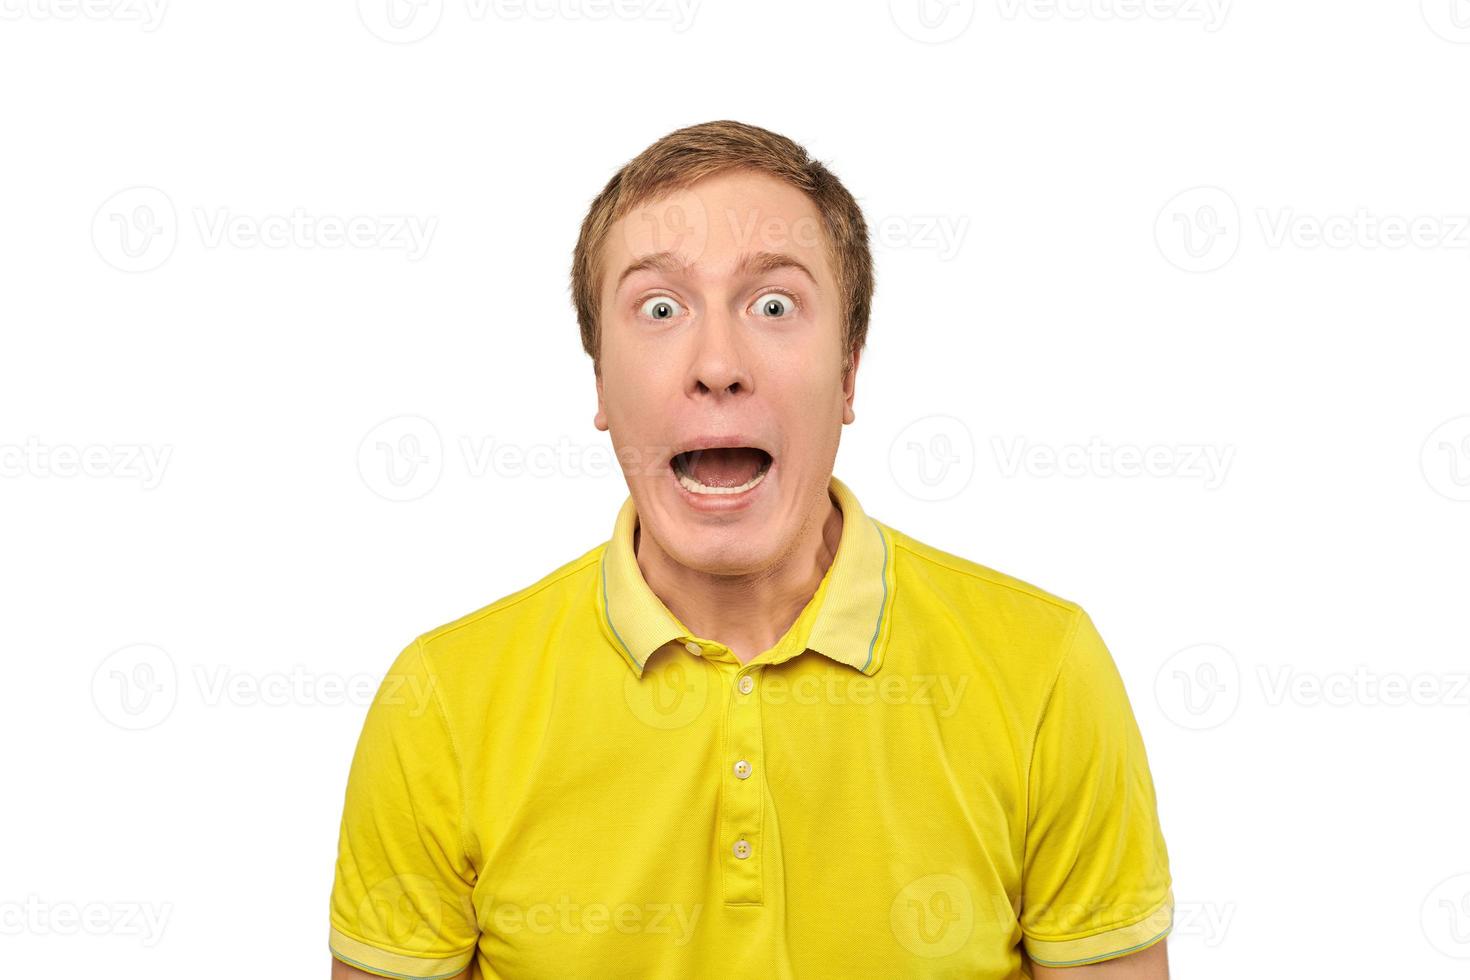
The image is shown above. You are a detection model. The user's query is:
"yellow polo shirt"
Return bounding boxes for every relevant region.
[328,475,1172,979]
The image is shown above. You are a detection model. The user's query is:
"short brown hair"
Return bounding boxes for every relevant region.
[570,120,873,378]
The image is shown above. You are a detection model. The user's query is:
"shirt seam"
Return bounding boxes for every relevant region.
[327,946,468,980]
[889,534,1079,615]
[329,919,478,960]
[1026,924,1172,967]
[1020,887,1173,944]
[1020,605,1088,880]
[411,634,477,880]
[421,550,602,646]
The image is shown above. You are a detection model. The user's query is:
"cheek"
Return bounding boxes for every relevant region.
[602,366,676,435]
[773,382,846,444]
[600,328,654,391]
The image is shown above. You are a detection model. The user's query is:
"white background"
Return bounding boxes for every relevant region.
[3,1,1469,976]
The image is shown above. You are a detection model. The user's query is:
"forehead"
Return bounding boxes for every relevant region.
[602,169,834,295]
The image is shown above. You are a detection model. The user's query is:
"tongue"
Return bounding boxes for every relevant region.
[684,447,766,488]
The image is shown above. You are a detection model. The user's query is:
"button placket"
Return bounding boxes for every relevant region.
[720,666,765,905]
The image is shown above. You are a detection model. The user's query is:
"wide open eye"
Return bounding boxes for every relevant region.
[750,292,797,318]
[640,296,685,320]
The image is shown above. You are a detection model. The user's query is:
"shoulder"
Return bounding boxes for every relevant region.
[882,522,1089,682]
[886,523,1082,620]
[410,543,606,681]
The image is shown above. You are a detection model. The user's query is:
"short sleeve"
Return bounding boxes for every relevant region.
[329,637,479,979]
[1020,609,1173,968]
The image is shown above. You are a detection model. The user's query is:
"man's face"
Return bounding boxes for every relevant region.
[594,168,859,575]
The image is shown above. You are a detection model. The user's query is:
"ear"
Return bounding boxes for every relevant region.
[593,366,609,432]
[841,347,861,425]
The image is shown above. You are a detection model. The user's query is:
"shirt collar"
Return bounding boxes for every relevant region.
[598,474,895,678]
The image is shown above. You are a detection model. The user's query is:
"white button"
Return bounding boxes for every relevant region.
[684,640,701,656]
[737,675,755,695]
[733,760,751,779]
[733,839,752,859]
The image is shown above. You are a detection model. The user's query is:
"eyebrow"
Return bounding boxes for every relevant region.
[615,250,818,291]
[736,250,817,284]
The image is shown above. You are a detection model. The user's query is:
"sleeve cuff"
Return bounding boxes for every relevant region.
[329,925,475,980]
[1023,889,1173,968]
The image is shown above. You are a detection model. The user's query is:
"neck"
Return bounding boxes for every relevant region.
[635,488,843,665]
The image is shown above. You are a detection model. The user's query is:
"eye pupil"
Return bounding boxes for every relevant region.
[765,299,784,316]
[653,302,671,319]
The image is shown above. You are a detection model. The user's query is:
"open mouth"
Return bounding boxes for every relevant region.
[670,447,773,496]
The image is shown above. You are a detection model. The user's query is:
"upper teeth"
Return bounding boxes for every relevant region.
[673,453,771,495]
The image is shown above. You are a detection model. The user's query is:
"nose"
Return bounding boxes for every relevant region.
[686,306,752,399]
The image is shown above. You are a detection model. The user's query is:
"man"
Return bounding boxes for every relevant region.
[329,120,1172,979]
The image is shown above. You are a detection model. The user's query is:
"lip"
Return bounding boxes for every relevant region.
[668,434,776,458]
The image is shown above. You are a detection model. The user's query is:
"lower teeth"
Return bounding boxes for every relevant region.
[674,460,770,495]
